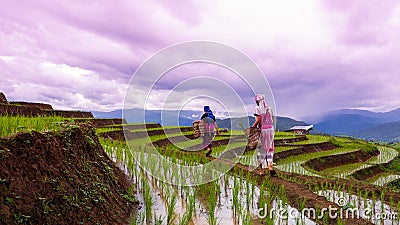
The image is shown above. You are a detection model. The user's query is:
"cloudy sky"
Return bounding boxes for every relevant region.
[1,0,400,119]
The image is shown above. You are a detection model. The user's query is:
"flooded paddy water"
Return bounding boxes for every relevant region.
[100,129,400,225]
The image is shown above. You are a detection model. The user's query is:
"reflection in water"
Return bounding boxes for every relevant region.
[103,144,317,224]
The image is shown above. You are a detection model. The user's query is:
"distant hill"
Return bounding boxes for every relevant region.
[303,108,400,124]
[350,120,400,142]
[313,114,379,135]
[303,108,400,142]
[93,107,400,142]
[215,116,307,131]
[92,109,308,130]
[93,109,198,126]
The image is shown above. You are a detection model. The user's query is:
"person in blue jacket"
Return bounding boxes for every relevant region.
[201,106,219,157]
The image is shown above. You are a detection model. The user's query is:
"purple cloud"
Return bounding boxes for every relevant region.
[0,0,400,119]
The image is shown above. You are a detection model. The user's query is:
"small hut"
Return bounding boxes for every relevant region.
[288,125,314,134]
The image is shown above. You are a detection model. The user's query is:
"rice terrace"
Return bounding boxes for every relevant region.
[1,91,400,225]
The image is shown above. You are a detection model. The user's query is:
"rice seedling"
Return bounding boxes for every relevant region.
[245,175,252,211]
[207,184,218,225]
[186,191,196,221]
[258,180,268,223]
[130,213,138,225]
[165,191,177,225]
[97,122,400,225]
[153,213,164,225]
[232,177,240,216]
[142,176,153,222]
[177,213,190,225]
[372,174,400,186]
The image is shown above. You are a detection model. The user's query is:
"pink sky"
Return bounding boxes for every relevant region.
[1,0,400,118]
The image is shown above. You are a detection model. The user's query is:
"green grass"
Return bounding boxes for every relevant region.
[227,130,246,136]
[373,174,400,187]
[392,142,400,151]
[321,162,367,178]
[274,131,303,140]
[97,126,191,134]
[0,116,67,137]
[95,127,122,133]
[287,134,331,145]
[107,122,159,127]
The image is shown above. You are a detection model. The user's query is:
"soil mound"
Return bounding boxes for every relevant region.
[0,104,48,117]
[0,92,7,104]
[123,123,161,130]
[100,126,194,141]
[10,102,53,111]
[52,110,93,118]
[0,124,136,224]
[0,92,93,118]
[0,104,93,118]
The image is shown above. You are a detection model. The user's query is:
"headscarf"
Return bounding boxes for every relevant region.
[255,94,268,114]
[203,106,216,121]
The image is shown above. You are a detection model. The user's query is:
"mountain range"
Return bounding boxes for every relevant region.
[302,108,400,142]
[92,109,307,131]
[92,107,400,142]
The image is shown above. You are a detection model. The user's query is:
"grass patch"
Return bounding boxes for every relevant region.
[0,116,67,137]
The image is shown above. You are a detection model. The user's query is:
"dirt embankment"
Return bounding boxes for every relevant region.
[0,124,137,225]
[75,118,127,128]
[303,149,380,171]
[274,142,337,162]
[0,104,48,117]
[100,126,194,141]
[52,110,93,118]
[0,92,93,118]
[9,102,53,111]
[274,135,308,146]
[0,92,7,104]
[123,123,161,130]
[0,104,93,118]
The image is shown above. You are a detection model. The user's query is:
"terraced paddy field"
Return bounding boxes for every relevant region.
[2,116,400,224]
[99,122,400,225]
